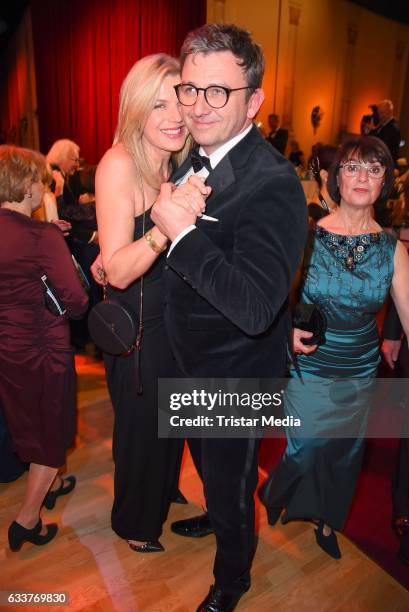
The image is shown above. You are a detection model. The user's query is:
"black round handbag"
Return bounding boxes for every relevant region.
[87,299,138,355]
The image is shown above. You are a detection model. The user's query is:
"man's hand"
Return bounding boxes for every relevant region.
[151,180,210,241]
[381,338,401,369]
[292,327,318,355]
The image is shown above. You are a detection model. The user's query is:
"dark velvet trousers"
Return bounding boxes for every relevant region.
[188,437,260,593]
[393,339,409,516]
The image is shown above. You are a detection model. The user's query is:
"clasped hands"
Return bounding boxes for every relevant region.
[151,175,211,242]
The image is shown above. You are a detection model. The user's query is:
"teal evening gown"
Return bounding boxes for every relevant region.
[262,226,397,531]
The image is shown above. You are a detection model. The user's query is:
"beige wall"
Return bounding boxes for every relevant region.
[207,0,408,160]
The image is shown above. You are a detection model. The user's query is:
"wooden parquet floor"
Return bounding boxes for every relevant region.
[1,355,409,611]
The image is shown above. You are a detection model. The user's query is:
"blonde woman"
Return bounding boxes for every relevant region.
[96,54,206,552]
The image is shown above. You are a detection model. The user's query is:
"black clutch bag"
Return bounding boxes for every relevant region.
[292,303,327,345]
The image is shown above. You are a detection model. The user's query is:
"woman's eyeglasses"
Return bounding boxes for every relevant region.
[339,162,386,178]
[174,84,253,109]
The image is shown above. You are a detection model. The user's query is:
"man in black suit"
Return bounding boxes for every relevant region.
[370,99,401,165]
[266,113,288,155]
[152,24,307,611]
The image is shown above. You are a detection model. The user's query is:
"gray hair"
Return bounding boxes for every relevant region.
[46,139,80,167]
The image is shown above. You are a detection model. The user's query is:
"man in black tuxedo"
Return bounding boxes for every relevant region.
[152,23,307,611]
[266,113,288,155]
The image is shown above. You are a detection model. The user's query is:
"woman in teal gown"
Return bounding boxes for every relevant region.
[260,136,409,558]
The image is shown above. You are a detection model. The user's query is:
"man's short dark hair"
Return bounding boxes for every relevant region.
[327,136,394,204]
[180,23,265,93]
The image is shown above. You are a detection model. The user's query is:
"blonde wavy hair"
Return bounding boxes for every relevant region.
[114,53,191,189]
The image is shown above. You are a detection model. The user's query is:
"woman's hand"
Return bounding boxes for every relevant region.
[292,328,318,355]
[90,253,105,285]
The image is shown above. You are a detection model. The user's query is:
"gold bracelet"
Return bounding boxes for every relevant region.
[144,231,167,254]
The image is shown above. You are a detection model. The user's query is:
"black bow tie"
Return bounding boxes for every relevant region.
[191,150,212,173]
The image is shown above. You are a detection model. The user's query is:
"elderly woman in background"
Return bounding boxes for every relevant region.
[46,139,94,242]
[0,145,88,551]
[47,139,99,351]
[46,138,81,199]
[260,136,409,559]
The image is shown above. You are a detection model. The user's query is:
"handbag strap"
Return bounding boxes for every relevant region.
[134,167,145,395]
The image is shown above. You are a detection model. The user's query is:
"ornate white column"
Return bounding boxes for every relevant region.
[207,0,226,23]
[339,22,358,134]
[390,39,407,112]
[282,2,301,129]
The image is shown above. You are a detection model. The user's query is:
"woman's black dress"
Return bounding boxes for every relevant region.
[104,213,183,541]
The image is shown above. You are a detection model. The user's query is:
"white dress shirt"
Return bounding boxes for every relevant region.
[168,124,253,255]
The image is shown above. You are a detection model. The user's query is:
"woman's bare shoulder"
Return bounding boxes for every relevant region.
[97,143,135,177]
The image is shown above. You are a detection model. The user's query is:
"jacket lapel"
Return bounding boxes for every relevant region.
[171,125,262,202]
[205,155,235,203]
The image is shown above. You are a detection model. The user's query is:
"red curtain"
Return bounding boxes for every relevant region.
[31,0,206,163]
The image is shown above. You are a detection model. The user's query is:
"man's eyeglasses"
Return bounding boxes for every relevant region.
[339,162,386,178]
[174,84,253,109]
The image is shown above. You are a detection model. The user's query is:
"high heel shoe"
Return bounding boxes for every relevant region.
[8,519,58,552]
[43,476,76,510]
[127,540,164,553]
[314,520,341,559]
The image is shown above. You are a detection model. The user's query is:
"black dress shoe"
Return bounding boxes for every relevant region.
[8,519,58,551]
[43,476,76,510]
[171,513,214,538]
[172,488,188,504]
[393,515,409,539]
[127,540,164,553]
[196,584,250,612]
[314,520,341,559]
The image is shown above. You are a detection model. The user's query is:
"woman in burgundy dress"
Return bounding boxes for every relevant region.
[0,145,88,551]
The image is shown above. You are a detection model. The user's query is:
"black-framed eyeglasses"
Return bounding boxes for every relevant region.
[174,84,254,109]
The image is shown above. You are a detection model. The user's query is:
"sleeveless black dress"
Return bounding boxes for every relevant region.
[104,212,183,541]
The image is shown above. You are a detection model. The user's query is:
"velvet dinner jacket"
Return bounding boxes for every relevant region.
[165,124,308,378]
